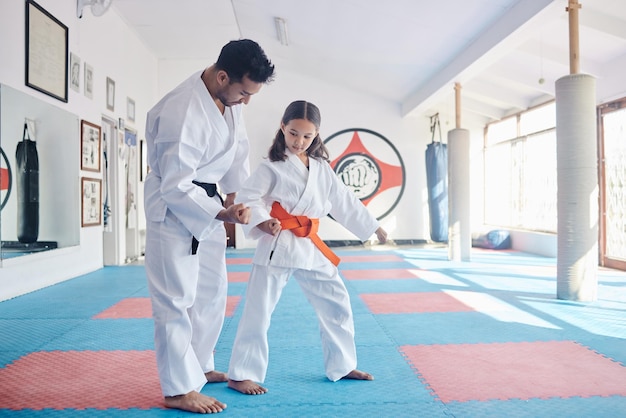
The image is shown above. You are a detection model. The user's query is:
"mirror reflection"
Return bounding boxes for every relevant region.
[0,84,80,261]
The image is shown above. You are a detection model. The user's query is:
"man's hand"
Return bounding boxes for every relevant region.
[216,203,250,224]
[257,218,282,236]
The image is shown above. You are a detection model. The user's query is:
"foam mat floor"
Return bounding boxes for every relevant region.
[1,245,625,417]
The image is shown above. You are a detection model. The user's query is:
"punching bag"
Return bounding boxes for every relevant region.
[15,122,39,243]
[425,115,448,242]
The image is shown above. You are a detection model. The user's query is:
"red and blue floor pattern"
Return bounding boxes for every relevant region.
[1,245,625,417]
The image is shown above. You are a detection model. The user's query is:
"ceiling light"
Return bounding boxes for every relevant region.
[274,17,289,46]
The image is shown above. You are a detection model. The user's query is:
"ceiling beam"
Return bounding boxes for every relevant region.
[461,96,509,121]
[401,0,560,117]
[580,9,626,41]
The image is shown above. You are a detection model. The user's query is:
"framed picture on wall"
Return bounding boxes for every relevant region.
[69,52,80,92]
[81,120,101,172]
[25,0,69,102]
[106,77,115,111]
[81,177,102,227]
[84,62,93,99]
[127,97,135,123]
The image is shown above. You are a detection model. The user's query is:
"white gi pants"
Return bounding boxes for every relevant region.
[145,209,228,397]
[228,258,357,383]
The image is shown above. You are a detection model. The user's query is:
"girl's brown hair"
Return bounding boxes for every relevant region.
[268,100,330,162]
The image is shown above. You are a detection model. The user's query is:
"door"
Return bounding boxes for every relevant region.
[598,98,626,270]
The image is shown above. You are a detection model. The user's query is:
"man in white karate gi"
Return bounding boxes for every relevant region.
[143,39,274,414]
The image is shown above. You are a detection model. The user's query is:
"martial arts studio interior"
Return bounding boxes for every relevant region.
[1,0,626,417]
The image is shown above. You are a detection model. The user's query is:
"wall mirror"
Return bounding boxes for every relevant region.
[0,84,80,262]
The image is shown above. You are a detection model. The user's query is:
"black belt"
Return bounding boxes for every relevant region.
[192,180,218,197]
[191,181,223,254]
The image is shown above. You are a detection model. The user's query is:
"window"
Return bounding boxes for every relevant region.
[483,101,557,232]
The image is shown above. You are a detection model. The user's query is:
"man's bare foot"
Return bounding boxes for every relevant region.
[342,369,374,381]
[228,379,268,395]
[164,391,226,414]
[205,370,228,383]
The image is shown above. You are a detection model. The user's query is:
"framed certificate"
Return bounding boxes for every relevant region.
[25,0,69,102]
[81,177,102,227]
[81,120,101,172]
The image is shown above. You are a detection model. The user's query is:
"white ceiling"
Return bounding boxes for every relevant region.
[108,0,626,129]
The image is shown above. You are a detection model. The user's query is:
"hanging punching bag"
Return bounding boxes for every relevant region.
[425,115,448,242]
[15,122,39,243]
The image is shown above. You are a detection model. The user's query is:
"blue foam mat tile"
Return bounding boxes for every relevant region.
[573,336,626,366]
[0,319,84,351]
[38,319,154,351]
[373,312,571,346]
[225,264,253,273]
[266,317,326,348]
[213,344,435,410]
[395,248,452,262]
[217,401,447,417]
[354,345,436,402]
[0,351,30,368]
[0,269,148,320]
[445,395,626,418]
[226,248,255,257]
[523,299,626,341]
[450,274,558,296]
[353,313,397,346]
[348,278,446,295]
[0,296,133,320]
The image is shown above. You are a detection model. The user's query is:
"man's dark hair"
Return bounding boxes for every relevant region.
[215,39,275,84]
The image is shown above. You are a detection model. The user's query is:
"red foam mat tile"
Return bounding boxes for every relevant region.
[340,269,420,280]
[93,296,241,319]
[228,271,249,282]
[93,297,152,319]
[340,254,405,263]
[401,341,626,402]
[361,292,474,314]
[0,350,163,410]
[226,258,252,265]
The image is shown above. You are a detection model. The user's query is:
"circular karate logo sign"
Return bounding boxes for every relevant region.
[324,128,405,220]
[0,146,12,211]
[335,154,380,200]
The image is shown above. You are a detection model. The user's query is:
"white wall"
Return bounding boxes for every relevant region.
[0,0,157,300]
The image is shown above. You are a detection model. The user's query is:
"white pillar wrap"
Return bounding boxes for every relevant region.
[555,73,598,301]
[447,128,471,261]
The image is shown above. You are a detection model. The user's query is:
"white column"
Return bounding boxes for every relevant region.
[555,73,598,301]
[447,128,471,261]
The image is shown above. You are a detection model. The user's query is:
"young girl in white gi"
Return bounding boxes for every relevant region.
[228,100,388,395]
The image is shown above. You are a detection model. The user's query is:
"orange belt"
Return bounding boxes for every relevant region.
[270,201,340,266]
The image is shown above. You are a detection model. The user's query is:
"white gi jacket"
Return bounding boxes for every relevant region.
[144,70,250,238]
[237,150,379,269]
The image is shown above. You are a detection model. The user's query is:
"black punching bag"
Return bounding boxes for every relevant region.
[16,123,39,243]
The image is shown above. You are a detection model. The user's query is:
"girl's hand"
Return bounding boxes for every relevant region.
[216,203,250,224]
[258,218,282,236]
[375,227,388,244]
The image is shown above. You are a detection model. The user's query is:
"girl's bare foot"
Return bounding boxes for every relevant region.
[205,370,228,383]
[228,379,268,395]
[342,369,374,380]
[164,391,226,414]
